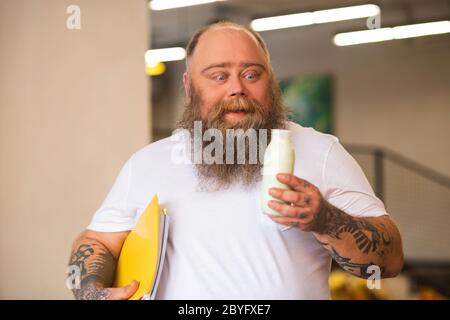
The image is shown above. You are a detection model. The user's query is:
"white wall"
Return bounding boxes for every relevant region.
[0,0,150,299]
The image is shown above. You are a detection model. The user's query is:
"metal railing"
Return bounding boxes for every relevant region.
[346,144,450,201]
[345,144,450,263]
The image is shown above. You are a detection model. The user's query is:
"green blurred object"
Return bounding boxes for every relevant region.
[280,74,333,134]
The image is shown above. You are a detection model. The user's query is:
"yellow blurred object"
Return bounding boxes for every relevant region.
[419,287,448,300]
[145,61,165,76]
[113,194,169,300]
[329,270,347,291]
[329,269,389,300]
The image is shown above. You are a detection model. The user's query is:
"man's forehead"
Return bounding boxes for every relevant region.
[190,27,269,72]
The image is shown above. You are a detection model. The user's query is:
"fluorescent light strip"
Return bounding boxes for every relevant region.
[250,4,380,31]
[149,0,225,11]
[145,47,186,64]
[334,20,450,46]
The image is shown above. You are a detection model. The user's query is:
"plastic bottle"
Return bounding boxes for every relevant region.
[260,129,295,216]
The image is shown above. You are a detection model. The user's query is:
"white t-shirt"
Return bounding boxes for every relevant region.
[87,121,387,299]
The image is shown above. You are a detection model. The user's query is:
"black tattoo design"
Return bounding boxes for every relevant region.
[311,201,392,257]
[69,242,116,300]
[330,247,385,279]
[341,221,391,255]
[298,213,307,219]
[76,277,112,300]
[69,244,94,279]
[304,195,311,205]
[88,249,116,285]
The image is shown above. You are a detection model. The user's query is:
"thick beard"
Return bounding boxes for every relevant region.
[176,77,289,191]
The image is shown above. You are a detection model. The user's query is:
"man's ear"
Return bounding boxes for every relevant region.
[183,72,191,101]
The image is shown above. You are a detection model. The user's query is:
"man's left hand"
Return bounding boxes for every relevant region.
[268,173,324,231]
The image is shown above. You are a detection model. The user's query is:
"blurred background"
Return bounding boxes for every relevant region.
[0,0,449,299]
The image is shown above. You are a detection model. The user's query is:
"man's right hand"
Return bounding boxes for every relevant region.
[77,280,139,300]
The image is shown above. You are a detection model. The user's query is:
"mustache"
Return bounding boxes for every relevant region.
[207,97,262,125]
[220,98,257,112]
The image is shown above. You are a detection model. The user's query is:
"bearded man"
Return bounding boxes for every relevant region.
[68,22,403,300]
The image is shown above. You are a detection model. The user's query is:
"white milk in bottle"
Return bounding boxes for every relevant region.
[261,129,295,216]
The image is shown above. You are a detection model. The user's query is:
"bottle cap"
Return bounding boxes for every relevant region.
[271,129,291,140]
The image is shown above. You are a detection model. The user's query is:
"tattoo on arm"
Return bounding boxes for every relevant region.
[330,246,385,278]
[311,201,392,257]
[316,239,385,278]
[69,241,116,300]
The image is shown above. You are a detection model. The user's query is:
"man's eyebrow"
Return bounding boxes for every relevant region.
[201,63,230,74]
[241,63,266,71]
[201,62,266,74]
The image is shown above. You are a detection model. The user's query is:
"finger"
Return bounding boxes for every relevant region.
[269,188,309,206]
[109,280,139,300]
[268,200,311,218]
[276,173,312,192]
[270,215,311,229]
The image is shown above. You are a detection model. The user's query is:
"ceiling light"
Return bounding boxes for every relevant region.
[144,47,186,64]
[333,20,450,46]
[149,0,225,11]
[250,4,380,32]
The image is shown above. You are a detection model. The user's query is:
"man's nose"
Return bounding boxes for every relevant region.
[228,76,247,98]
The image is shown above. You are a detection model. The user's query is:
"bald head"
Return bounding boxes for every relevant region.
[185,21,271,72]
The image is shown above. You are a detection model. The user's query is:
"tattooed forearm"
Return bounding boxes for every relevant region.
[311,200,392,257]
[311,200,403,278]
[68,240,116,300]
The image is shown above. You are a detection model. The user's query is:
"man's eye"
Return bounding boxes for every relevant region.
[213,74,226,81]
[244,73,258,80]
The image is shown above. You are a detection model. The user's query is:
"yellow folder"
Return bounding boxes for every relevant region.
[113,194,169,300]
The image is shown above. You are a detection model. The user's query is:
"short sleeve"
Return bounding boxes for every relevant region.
[323,139,387,218]
[87,154,137,232]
